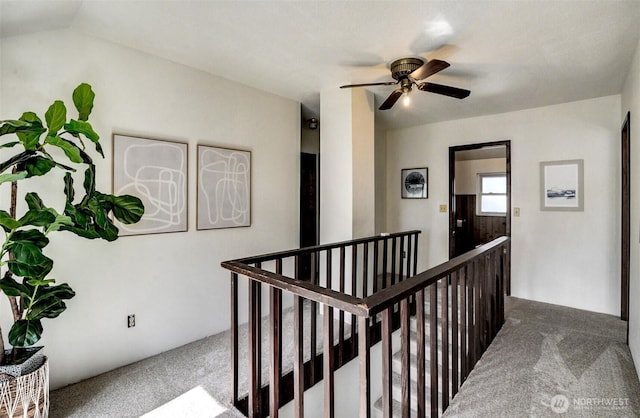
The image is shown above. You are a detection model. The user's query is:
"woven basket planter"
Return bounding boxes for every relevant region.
[0,358,48,418]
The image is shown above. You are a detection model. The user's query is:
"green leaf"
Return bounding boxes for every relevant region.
[35,282,75,301]
[18,209,57,228]
[96,219,119,242]
[61,224,100,240]
[8,319,43,347]
[0,141,20,149]
[63,173,75,202]
[44,135,83,163]
[44,101,67,136]
[83,165,96,201]
[17,112,45,150]
[11,229,49,249]
[22,155,56,177]
[72,83,95,122]
[0,171,28,186]
[44,214,73,234]
[27,297,66,320]
[8,258,53,280]
[0,150,35,175]
[0,119,41,136]
[64,119,100,143]
[64,202,87,228]
[0,276,30,298]
[25,192,44,211]
[110,195,145,224]
[7,242,53,279]
[0,210,20,231]
[64,119,103,158]
[26,278,55,286]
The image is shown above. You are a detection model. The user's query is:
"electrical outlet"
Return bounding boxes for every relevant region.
[439,204,447,213]
[128,314,135,328]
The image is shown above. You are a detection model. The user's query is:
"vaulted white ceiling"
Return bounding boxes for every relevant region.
[2,1,640,130]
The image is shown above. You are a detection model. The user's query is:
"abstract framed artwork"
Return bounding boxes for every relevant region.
[112,134,188,235]
[540,159,584,211]
[401,167,428,199]
[197,145,251,230]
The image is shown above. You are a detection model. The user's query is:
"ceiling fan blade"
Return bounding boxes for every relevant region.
[418,82,471,99]
[410,59,450,80]
[340,81,397,89]
[379,89,404,110]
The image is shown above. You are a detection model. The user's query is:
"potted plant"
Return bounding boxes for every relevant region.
[0,83,144,416]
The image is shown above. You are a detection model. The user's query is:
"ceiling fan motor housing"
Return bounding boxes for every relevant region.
[390,57,424,80]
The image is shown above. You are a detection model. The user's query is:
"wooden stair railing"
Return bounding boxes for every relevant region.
[222,233,509,418]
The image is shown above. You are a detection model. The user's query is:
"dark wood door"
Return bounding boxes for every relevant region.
[299,152,318,279]
[622,113,630,321]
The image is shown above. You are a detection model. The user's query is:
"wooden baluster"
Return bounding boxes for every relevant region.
[339,246,346,365]
[413,233,419,277]
[352,244,358,352]
[294,294,305,418]
[363,243,369,298]
[248,278,261,417]
[391,237,397,286]
[382,238,389,290]
[231,273,239,407]
[373,241,379,294]
[324,302,335,418]
[460,265,468,383]
[430,283,439,417]
[406,234,413,280]
[308,254,317,383]
[270,260,283,418]
[359,316,371,418]
[487,252,495,342]
[474,258,482,361]
[451,270,459,396]
[441,278,450,410]
[416,289,426,418]
[381,308,393,418]
[398,235,405,283]
[401,297,411,417]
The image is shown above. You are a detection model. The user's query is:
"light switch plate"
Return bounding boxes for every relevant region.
[439,204,447,213]
[514,207,521,217]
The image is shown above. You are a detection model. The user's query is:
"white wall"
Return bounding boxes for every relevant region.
[622,37,640,376]
[0,29,300,389]
[320,88,375,243]
[386,95,621,315]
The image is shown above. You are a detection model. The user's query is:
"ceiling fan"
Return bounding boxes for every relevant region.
[340,57,471,110]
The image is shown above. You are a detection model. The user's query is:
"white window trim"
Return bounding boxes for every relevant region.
[476,172,507,216]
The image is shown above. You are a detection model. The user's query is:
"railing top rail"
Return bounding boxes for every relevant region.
[361,236,510,316]
[228,230,421,265]
[222,234,509,318]
[221,260,368,316]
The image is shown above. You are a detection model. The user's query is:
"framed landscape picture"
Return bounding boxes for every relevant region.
[401,168,428,199]
[197,145,251,229]
[113,134,188,235]
[540,159,584,211]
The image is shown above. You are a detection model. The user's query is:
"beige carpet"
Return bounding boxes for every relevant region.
[51,297,640,417]
[443,297,640,417]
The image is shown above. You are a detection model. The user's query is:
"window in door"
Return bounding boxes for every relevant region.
[477,173,507,216]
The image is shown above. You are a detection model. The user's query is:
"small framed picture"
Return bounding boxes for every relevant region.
[540,159,584,211]
[401,168,428,199]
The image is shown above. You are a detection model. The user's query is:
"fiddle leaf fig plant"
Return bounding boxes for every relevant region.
[0,83,144,358]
